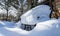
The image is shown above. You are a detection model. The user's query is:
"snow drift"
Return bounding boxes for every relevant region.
[0,19,59,36]
[21,5,51,25]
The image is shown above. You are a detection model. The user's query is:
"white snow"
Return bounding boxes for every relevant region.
[8,6,18,17]
[16,21,22,27]
[21,5,51,25]
[0,6,7,14]
[34,19,58,31]
[38,0,45,3]
[0,19,60,36]
[0,6,18,17]
[0,0,5,6]
[23,0,27,5]
[0,4,60,36]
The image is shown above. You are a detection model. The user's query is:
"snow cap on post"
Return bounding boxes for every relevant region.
[20,5,51,25]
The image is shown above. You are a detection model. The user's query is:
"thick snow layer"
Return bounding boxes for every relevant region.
[21,5,51,25]
[0,19,60,36]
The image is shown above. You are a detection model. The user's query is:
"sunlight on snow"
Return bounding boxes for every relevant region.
[4,27,31,35]
[34,19,58,31]
[56,24,59,29]
[0,21,5,25]
[0,33,4,36]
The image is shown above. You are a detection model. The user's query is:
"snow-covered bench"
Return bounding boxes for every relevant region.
[21,5,51,24]
[20,5,51,31]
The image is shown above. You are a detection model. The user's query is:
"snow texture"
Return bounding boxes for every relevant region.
[0,6,7,14]
[0,5,18,17]
[8,6,18,17]
[21,5,51,25]
[0,4,60,36]
[0,19,60,36]
[38,0,45,3]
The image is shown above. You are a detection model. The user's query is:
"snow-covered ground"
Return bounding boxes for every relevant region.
[0,19,60,36]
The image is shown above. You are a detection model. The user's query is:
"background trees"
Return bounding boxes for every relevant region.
[0,0,59,22]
